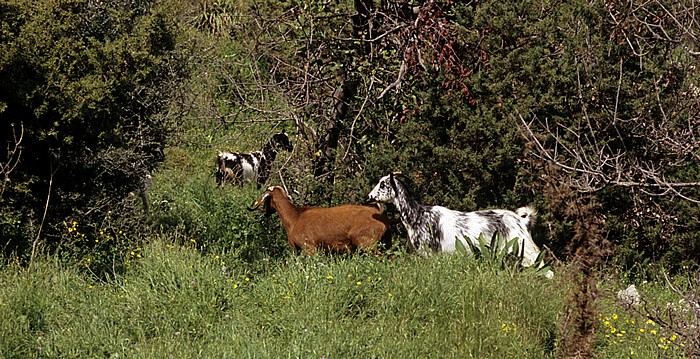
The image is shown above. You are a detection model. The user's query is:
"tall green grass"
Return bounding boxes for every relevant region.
[1,240,692,357]
[0,243,562,358]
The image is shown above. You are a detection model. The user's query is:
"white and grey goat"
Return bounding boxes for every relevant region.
[216,132,293,187]
[368,173,552,276]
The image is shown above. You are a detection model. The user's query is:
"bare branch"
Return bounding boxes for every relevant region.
[515,110,700,199]
[1,122,24,198]
[377,60,406,99]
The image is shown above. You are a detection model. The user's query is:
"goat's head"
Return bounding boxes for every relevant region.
[215,152,226,184]
[215,151,237,185]
[270,132,293,152]
[368,172,404,204]
[248,186,286,216]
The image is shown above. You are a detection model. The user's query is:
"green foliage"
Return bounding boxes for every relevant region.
[192,0,242,37]
[181,0,700,274]
[443,0,700,271]
[456,233,552,278]
[1,4,699,357]
[0,0,193,260]
[4,242,696,358]
[142,145,289,273]
[595,274,698,358]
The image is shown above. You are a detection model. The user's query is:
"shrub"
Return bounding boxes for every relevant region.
[0,0,191,262]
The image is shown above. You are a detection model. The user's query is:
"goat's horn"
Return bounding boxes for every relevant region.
[248,192,270,211]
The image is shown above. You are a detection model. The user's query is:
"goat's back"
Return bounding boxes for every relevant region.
[291,205,391,252]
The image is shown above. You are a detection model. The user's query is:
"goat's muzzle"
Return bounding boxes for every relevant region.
[247,199,262,211]
[365,196,375,206]
[248,191,272,214]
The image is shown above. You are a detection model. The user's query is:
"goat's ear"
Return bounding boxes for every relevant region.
[389,173,399,195]
[263,197,275,216]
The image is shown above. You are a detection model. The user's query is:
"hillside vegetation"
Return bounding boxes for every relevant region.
[1,0,699,357]
[2,246,564,358]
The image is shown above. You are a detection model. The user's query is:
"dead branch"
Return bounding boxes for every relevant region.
[1,122,24,198]
[515,109,700,203]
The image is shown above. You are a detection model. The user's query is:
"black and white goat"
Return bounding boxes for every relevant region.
[216,132,293,187]
[368,173,552,277]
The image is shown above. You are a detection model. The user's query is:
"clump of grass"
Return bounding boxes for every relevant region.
[458,232,553,278]
[146,148,289,271]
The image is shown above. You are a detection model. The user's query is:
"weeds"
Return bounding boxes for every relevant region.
[457,232,553,278]
[609,272,700,358]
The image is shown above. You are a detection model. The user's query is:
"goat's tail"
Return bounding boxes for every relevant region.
[515,206,537,229]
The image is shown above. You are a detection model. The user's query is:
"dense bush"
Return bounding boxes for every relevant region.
[0,0,192,264]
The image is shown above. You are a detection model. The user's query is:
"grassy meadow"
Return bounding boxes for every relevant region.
[0,139,693,359]
[1,243,691,358]
[2,1,699,357]
[1,246,562,358]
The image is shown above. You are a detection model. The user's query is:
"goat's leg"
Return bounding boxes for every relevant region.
[288,241,301,254]
[350,227,384,254]
[139,190,150,213]
[302,243,317,255]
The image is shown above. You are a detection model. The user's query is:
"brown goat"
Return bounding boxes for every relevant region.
[248,186,391,254]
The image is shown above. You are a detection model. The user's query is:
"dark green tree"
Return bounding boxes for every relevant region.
[0,0,190,261]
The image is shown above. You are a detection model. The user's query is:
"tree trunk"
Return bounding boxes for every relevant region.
[312,0,373,189]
